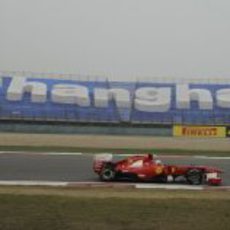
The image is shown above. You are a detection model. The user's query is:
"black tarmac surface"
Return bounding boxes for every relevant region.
[0,153,229,185]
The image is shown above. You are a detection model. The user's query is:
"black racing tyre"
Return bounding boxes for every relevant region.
[99,164,116,182]
[186,169,204,185]
[152,175,168,183]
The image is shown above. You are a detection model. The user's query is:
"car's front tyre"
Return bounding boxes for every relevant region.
[186,169,204,185]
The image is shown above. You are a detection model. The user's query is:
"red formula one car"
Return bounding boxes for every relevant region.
[93,154,222,186]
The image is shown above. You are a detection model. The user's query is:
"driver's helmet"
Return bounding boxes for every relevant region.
[155,159,163,165]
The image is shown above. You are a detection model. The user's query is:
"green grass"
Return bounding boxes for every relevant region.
[0,187,229,230]
[0,145,229,156]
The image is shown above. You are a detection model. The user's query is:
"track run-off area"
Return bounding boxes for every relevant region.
[0,152,229,190]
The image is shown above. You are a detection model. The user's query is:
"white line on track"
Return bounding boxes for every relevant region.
[116,154,230,160]
[0,181,229,190]
[135,184,204,190]
[0,151,83,156]
[0,180,68,187]
[0,151,229,160]
[40,152,83,156]
[194,156,230,160]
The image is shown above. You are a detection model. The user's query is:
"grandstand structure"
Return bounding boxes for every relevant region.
[0,71,230,136]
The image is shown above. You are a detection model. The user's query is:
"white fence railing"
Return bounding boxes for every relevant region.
[1,70,230,84]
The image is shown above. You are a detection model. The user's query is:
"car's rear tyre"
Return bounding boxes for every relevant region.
[152,175,168,183]
[100,164,116,182]
[186,169,204,185]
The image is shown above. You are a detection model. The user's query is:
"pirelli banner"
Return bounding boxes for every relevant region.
[173,125,226,138]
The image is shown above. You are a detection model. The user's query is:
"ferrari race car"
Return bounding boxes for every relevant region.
[93,154,223,186]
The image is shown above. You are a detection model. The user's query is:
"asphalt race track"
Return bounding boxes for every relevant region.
[0,153,229,186]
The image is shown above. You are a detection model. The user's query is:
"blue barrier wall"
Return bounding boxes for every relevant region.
[0,76,230,125]
[1,77,120,122]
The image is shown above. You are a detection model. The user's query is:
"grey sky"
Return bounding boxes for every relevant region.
[1,0,230,80]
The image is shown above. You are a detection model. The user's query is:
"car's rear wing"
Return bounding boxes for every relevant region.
[94,153,113,162]
[93,154,113,173]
